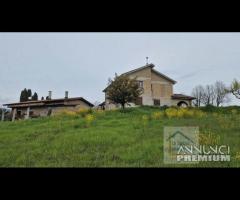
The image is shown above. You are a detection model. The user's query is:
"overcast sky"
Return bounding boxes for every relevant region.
[0,32,240,106]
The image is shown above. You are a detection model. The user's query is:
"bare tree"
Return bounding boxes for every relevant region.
[202,85,216,106]
[191,85,204,107]
[192,81,230,107]
[214,81,229,106]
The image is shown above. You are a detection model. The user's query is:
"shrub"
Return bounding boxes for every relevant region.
[151,111,163,120]
[177,108,185,118]
[76,108,92,117]
[165,108,178,118]
[164,107,206,119]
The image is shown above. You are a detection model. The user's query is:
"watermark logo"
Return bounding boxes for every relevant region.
[163,127,230,164]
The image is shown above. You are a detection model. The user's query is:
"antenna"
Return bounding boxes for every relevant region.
[146,57,149,65]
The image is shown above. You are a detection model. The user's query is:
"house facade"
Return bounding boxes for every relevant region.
[103,63,195,109]
[3,92,94,121]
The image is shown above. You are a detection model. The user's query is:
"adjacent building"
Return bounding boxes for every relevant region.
[3,91,94,121]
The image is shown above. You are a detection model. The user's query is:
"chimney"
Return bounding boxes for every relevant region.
[65,91,68,99]
[48,91,52,100]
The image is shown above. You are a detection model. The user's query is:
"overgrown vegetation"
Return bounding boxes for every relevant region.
[0,106,240,167]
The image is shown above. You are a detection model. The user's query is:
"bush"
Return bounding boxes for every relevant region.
[165,108,178,118]
[151,111,164,120]
[165,107,206,119]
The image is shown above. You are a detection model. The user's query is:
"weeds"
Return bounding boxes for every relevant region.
[84,114,95,128]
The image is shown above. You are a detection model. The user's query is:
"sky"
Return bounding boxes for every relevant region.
[0,32,240,106]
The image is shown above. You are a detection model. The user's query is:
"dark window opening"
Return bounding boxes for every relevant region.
[154,99,160,106]
[135,97,143,105]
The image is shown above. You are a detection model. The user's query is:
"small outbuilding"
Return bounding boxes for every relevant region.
[3,91,94,121]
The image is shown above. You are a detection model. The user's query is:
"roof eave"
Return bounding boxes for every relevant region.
[121,63,155,76]
[3,97,94,108]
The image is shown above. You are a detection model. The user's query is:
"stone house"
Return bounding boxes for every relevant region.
[3,91,94,121]
[103,63,195,109]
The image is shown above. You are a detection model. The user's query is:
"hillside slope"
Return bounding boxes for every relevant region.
[0,106,240,167]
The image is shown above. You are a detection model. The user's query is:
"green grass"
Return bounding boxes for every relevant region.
[0,106,240,167]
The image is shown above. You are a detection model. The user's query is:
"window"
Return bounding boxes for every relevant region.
[138,81,144,88]
[154,99,160,106]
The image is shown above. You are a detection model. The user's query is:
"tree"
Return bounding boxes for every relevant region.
[27,89,32,99]
[202,85,216,106]
[32,92,38,101]
[191,85,204,107]
[20,88,28,102]
[229,79,240,99]
[20,90,24,102]
[41,97,44,100]
[106,74,143,109]
[214,81,229,106]
[20,88,39,102]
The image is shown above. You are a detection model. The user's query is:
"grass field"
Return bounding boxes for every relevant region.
[0,106,240,167]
